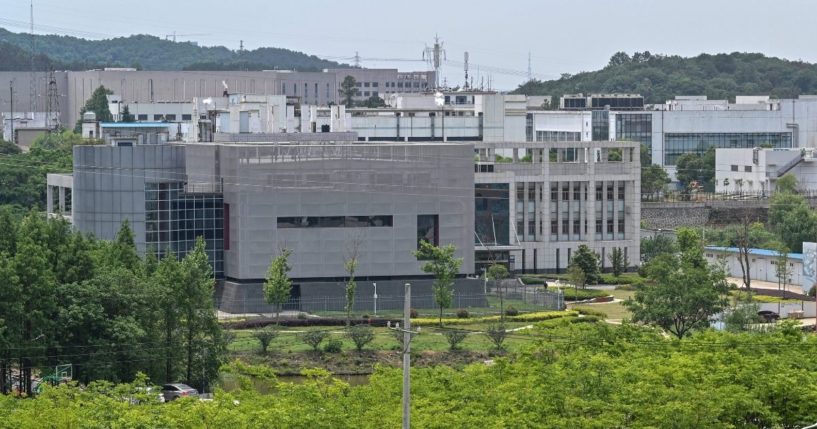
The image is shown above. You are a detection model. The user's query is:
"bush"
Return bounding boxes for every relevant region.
[505,306,519,317]
[556,288,609,301]
[485,324,508,350]
[301,330,329,352]
[253,327,278,353]
[347,325,375,352]
[296,312,308,319]
[411,310,577,326]
[443,330,468,350]
[573,307,608,319]
[456,309,469,319]
[323,338,343,353]
[600,273,644,285]
[410,308,419,318]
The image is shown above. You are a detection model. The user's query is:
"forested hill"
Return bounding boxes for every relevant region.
[514,52,817,103]
[0,28,347,71]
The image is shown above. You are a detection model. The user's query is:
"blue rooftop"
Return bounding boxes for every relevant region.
[705,246,803,261]
[100,122,172,128]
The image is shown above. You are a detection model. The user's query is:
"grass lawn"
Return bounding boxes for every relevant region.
[569,289,635,321]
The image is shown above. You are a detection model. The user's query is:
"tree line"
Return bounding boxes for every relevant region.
[515,51,817,104]
[0,212,225,395]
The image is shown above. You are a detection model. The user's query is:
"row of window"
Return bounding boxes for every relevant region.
[664,132,792,165]
[355,81,427,89]
[277,216,393,228]
[134,114,193,121]
[730,165,753,172]
[536,130,582,142]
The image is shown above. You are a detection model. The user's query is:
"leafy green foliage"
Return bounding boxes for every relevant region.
[339,75,358,107]
[9,324,817,427]
[0,134,75,210]
[0,28,345,71]
[75,86,113,132]
[571,244,601,285]
[676,147,716,191]
[253,327,278,353]
[414,241,463,326]
[484,324,508,350]
[640,234,677,264]
[767,181,817,253]
[301,330,329,352]
[0,215,224,393]
[641,164,670,196]
[346,325,375,352]
[361,95,386,108]
[442,330,468,350]
[515,51,817,103]
[626,230,729,338]
[323,338,343,353]
[263,249,293,324]
[609,247,628,277]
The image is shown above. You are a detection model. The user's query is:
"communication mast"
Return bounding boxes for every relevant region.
[45,69,59,130]
[422,35,446,89]
[463,51,469,89]
[527,51,532,82]
[29,0,37,119]
[353,51,361,68]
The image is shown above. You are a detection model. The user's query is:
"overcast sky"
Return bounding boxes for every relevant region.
[5,0,817,90]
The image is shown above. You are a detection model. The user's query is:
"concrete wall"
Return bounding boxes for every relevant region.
[72,144,186,252]
[216,278,485,313]
[207,142,475,280]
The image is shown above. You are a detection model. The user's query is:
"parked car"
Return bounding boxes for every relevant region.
[161,383,198,401]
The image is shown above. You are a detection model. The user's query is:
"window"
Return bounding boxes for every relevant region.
[277,216,394,228]
[165,114,177,121]
[154,114,163,120]
[551,220,558,234]
[618,184,625,200]
[364,91,370,97]
[550,184,558,201]
[573,184,581,200]
[562,184,569,201]
[182,114,192,121]
[618,219,625,233]
[562,219,569,234]
[745,166,752,172]
[417,214,439,248]
[573,219,580,234]
[364,82,370,87]
[607,184,614,200]
[137,114,148,121]
[596,219,603,233]
[398,82,403,88]
[607,219,614,233]
[731,165,739,171]
[372,82,379,87]
[595,184,603,200]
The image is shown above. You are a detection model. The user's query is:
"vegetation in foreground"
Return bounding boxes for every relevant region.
[3,322,817,428]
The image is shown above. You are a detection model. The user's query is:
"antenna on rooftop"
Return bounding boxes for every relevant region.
[527,51,532,82]
[464,51,469,90]
[422,35,446,89]
[353,51,361,68]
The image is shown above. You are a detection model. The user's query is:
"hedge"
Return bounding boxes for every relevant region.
[555,288,609,301]
[223,317,394,330]
[410,310,578,327]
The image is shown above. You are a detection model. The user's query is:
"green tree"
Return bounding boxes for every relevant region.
[263,248,293,324]
[486,263,509,322]
[571,244,601,285]
[179,237,224,391]
[640,234,676,264]
[74,85,113,132]
[120,105,135,122]
[362,95,386,108]
[676,147,716,191]
[625,244,729,338]
[153,250,184,383]
[566,263,586,302]
[339,75,358,107]
[343,239,360,327]
[609,247,628,277]
[776,172,798,194]
[414,241,463,327]
[641,164,670,198]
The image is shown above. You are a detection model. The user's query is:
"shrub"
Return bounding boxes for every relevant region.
[555,288,609,301]
[505,306,519,317]
[485,324,508,350]
[296,312,308,320]
[253,327,278,353]
[573,307,608,319]
[443,329,468,350]
[323,338,343,353]
[456,309,469,319]
[411,310,577,326]
[301,330,329,352]
[410,308,419,318]
[347,325,375,352]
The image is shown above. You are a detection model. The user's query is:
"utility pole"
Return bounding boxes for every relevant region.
[372,282,377,316]
[402,282,411,429]
[9,81,13,144]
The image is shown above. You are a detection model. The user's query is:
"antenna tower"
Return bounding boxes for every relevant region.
[527,51,532,82]
[422,35,446,89]
[353,51,360,68]
[29,0,37,119]
[463,51,469,89]
[45,69,59,130]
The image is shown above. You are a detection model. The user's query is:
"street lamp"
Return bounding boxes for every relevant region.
[373,282,378,316]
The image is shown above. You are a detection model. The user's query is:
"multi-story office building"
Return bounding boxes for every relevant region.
[47,139,479,312]
[325,68,434,103]
[474,140,641,274]
[714,147,817,194]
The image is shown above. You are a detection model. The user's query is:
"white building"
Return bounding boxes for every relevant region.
[704,246,803,289]
[714,147,817,194]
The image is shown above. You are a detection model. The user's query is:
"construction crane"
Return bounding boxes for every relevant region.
[164,32,208,43]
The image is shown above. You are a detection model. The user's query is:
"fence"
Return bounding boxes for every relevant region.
[642,190,817,203]
[217,289,564,316]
